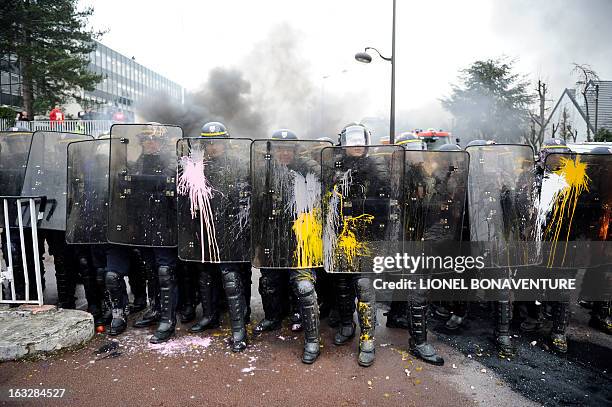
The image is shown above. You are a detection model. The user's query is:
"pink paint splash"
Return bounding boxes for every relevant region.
[177,147,220,262]
[147,335,212,356]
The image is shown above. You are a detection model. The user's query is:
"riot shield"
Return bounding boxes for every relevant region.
[65,139,109,244]
[466,144,538,268]
[0,131,33,227]
[321,145,403,273]
[21,131,93,230]
[251,139,332,269]
[107,124,182,247]
[0,131,33,196]
[537,152,612,268]
[403,150,469,243]
[177,137,251,263]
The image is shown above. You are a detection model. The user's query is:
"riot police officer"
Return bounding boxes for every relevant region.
[252,129,322,363]
[185,121,252,351]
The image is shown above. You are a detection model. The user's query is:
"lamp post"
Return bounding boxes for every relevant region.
[355,0,396,144]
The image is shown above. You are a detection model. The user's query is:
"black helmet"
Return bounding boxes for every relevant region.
[437,143,462,151]
[396,132,425,150]
[466,139,495,148]
[541,138,570,153]
[339,123,371,146]
[201,121,229,137]
[590,146,612,155]
[271,129,298,140]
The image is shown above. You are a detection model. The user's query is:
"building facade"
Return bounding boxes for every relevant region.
[585,80,612,133]
[0,41,183,119]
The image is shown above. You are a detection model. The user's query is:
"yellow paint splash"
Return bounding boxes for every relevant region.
[338,214,374,267]
[292,209,323,268]
[544,156,590,266]
[358,301,373,341]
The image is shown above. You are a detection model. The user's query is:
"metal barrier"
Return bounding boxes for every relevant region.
[1,119,114,138]
[0,196,44,306]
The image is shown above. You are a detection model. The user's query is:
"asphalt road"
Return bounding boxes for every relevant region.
[0,263,610,406]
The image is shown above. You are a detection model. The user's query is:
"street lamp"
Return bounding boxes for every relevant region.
[354,0,396,144]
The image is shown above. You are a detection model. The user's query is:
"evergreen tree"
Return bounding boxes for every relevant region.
[0,0,103,117]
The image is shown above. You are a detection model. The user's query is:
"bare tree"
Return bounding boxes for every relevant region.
[526,80,548,150]
[572,63,600,141]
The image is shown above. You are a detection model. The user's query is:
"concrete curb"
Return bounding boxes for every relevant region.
[0,305,94,361]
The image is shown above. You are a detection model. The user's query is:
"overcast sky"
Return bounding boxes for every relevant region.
[81,0,612,129]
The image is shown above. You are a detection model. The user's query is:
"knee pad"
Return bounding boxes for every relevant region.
[259,274,279,296]
[356,277,374,300]
[296,279,315,297]
[105,270,122,289]
[158,265,175,284]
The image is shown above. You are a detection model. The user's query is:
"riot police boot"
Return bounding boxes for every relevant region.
[434,305,450,320]
[550,302,569,353]
[128,250,147,313]
[409,301,444,366]
[385,301,410,329]
[190,269,219,333]
[134,262,161,327]
[589,302,612,335]
[253,318,282,335]
[334,277,356,345]
[134,307,161,328]
[99,294,113,326]
[240,265,252,324]
[445,314,465,331]
[109,308,128,336]
[178,263,197,323]
[134,287,161,328]
[357,299,376,367]
[295,280,320,364]
[253,272,283,335]
[106,271,128,336]
[519,318,542,333]
[327,307,340,328]
[358,339,376,367]
[150,266,177,344]
[132,295,147,314]
[334,322,356,345]
[55,251,76,309]
[494,301,515,357]
[94,268,112,326]
[180,302,196,323]
[222,268,248,352]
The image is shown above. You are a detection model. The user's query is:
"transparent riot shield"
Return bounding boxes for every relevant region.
[107,124,182,247]
[466,144,538,268]
[538,152,612,268]
[403,150,469,243]
[177,137,251,262]
[21,131,93,230]
[321,145,404,273]
[65,139,109,244]
[251,139,332,269]
[0,131,33,226]
[0,131,33,196]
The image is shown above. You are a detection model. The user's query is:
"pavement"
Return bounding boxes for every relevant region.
[0,261,610,406]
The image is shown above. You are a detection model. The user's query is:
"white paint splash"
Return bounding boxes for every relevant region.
[177,146,220,262]
[288,172,320,219]
[535,172,568,242]
[148,335,212,356]
[323,169,352,271]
